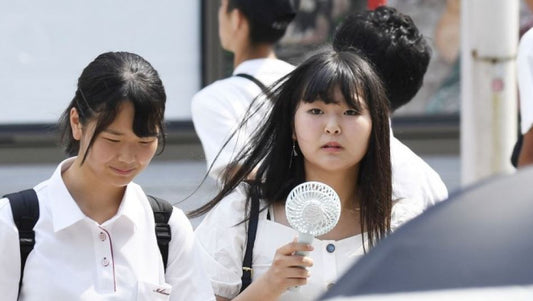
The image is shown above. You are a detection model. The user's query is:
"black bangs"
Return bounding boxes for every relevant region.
[121,58,166,139]
[299,52,366,111]
[129,91,165,139]
[60,52,167,161]
[132,100,163,138]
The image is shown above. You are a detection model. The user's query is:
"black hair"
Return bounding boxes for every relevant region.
[333,6,431,111]
[227,0,298,45]
[58,51,166,163]
[190,49,392,248]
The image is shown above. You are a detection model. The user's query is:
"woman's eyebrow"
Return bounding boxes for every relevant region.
[103,129,124,135]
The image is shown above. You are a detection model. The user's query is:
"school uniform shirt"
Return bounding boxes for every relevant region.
[390,133,449,208]
[0,158,215,301]
[194,185,423,301]
[518,27,533,134]
[191,58,295,179]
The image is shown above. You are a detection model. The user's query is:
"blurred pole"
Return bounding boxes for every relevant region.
[368,0,387,10]
[461,0,519,186]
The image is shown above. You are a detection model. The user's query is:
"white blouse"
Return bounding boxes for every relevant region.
[195,185,423,300]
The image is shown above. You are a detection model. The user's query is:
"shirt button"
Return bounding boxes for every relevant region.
[327,282,335,290]
[326,243,335,253]
[99,232,107,241]
[102,257,110,267]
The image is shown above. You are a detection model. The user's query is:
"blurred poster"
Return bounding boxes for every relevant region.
[0,0,200,124]
[273,0,533,117]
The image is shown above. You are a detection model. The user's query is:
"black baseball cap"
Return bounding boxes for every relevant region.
[237,0,299,30]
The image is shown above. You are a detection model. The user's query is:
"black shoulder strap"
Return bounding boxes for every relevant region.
[4,189,39,295]
[511,133,523,167]
[146,195,173,271]
[240,196,260,292]
[234,73,268,93]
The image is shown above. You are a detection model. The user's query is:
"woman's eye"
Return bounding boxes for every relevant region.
[104,138,120,143]
[345,109,359,116]
[139,140,155,145]
[308,108,323,115]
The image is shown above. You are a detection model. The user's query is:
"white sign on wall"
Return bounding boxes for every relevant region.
[0,0,200,124]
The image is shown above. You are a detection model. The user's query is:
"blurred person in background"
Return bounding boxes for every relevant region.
[333,6,449,209]
[191,0,298,181]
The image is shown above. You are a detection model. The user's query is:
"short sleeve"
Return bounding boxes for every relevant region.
[165,207,215,301]
[194,188,249,299]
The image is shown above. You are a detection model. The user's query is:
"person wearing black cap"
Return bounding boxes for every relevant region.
[332,6,448,209]
[191,0,298,180]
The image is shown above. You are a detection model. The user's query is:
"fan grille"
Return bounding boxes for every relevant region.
[285,181,341,236]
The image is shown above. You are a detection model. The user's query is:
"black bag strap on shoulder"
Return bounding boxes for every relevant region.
[4,189,40,294]
[234,73,268,93]
[146,195,173,271]
[240,196,260,293]
[511,133,523,167]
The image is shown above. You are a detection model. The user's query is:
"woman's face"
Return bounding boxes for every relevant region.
[293,86,372,176]
[74,101,158,188]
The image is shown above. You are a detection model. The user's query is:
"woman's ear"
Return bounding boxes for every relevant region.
[231,8,244,30]
[70,107,83,141]
[232,8,250,38]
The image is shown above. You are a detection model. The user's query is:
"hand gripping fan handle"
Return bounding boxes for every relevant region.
[294,232,314,256]
[289,232,314,291]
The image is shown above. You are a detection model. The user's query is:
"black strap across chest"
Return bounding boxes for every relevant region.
[240,197,271,293]
[234,73,268,93]
[240,196,260,292]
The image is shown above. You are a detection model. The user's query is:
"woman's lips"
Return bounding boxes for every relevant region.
[322,142,343,151]
[110,166,135,175]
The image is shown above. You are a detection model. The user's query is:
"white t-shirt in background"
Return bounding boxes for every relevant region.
[191,58,295,179]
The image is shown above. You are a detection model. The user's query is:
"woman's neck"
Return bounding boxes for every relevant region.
[62,159,124,224]
[304,167,360,211]
[233,44,276,68]
[305,168,363,240]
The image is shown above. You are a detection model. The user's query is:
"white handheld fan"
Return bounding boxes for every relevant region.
[285,181,341,256]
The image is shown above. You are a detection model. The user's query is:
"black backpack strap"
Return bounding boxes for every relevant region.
[511,133,523,167]
[240,196,260,292]
[234,73,268,93]
[4,189,39,295]
[146,195,173,271]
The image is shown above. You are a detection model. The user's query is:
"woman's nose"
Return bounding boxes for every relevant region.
[324,117,341,135]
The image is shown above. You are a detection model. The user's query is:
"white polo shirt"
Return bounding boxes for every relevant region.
[191,58,295,179]
[0,158,214,301]
[518,28,533,134]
